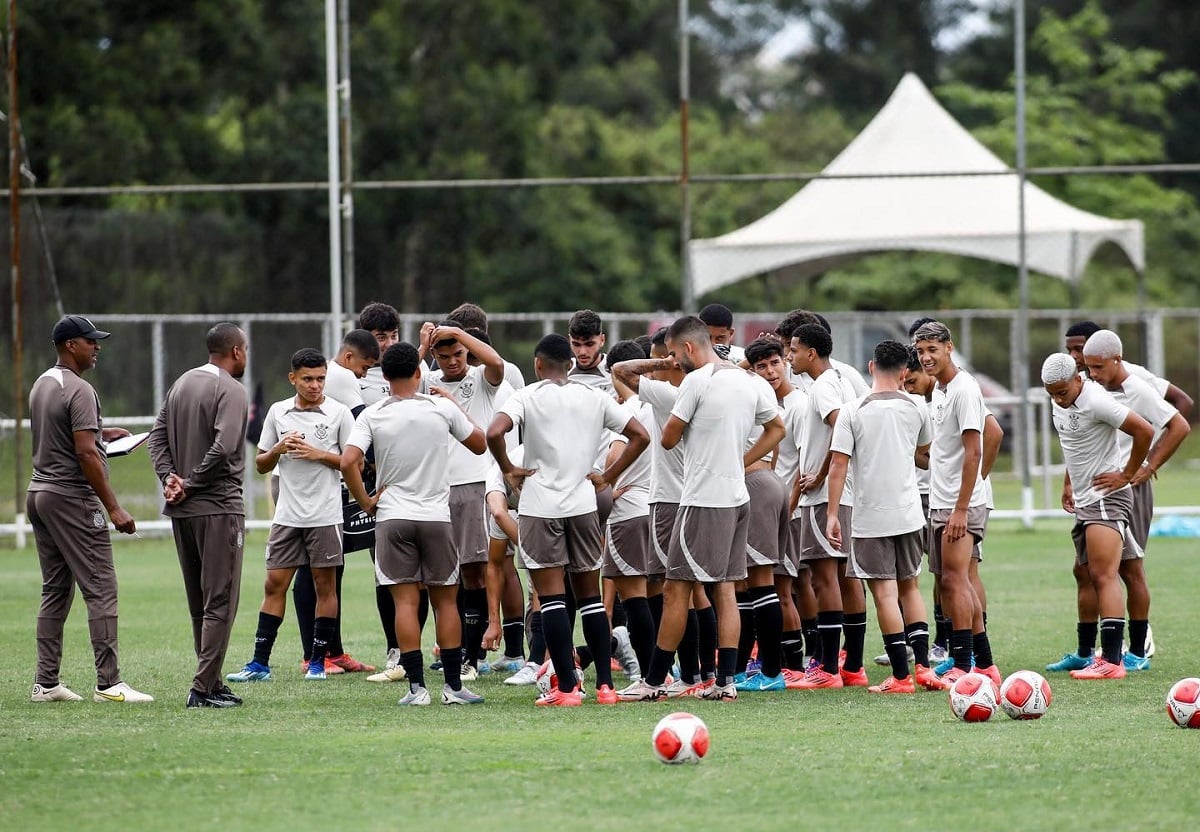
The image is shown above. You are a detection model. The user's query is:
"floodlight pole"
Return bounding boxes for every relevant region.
[324,0,344,356]
[8,0,24,542]
[1015,0,1034,528]
[679,0,693,313]
[337,0,355,318]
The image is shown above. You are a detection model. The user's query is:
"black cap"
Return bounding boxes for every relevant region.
[52,315,111,344]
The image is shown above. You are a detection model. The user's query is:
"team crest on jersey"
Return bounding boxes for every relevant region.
[458,380,475,401]
[314,423,329,441]
[1067,412,1080,431]
[933,402,946,422]
[91,510,105,528]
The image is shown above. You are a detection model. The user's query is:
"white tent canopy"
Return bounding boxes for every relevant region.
[688,73,1144,297]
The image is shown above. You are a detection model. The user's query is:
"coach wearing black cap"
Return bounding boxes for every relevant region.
[27,315,153,704]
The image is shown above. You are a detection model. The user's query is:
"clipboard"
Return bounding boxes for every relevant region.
[105,431,150,457]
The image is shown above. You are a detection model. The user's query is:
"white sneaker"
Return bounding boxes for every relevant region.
[367,649,406,682]
[32,682,83,702]
[460,664,479,682]
[611,626,641,680]
[1146,625,1156,658]
[94,681,154,703]
[929,644,950,663]
[442,685,484,705]
[615,678,665,702]
[397,685,431,706]
[873,646,915,666]
[504,662,540,686]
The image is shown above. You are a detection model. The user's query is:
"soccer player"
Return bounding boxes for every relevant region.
[1041,352,1153,680]
[1046,330,1189,673]
[227,349,355,684]
[1065,321,1194,418]
[617,316,784,703]
[487,335,650,706]
[912,321,999,686]
[775,309,869,396]
[148,323,249,708]
[788,323,866,689]
[567,309,612,393]
[446,302,527,390]
[698,303,745,364]
[342,342,488,705]
[826,340,936,693]
[322,328,380,412]
[27,315,153,704]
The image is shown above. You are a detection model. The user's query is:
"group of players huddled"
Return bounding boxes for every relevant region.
[224,301,1192,705]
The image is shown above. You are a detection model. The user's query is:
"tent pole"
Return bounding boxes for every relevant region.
[1015,0,1033,529]
[678,0,693,313]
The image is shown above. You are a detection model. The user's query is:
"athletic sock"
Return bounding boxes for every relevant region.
[623,597,656,678]
[1100,617,1125,665]
[933,603,950,650]
[527,610,547,665]
[575,645,594,671]
[1077,621,1098,657]
[972,628,994,669]
[293,567,316,659]
[328,563,346,656]
[502,617,525,659]
[251,612,283,666]
[696,606,718,679]
[884,632,910,680]
[951,628,973,672]
[677,609,701,684]
[749,586,783,677]
[781,629,805,671]
[735,591,755,671]
[905,621,930,668]
[801,617,819,666]
[441,642,463,691]
[400,650,425,689]
[841,611,868,674]
[579,596,614,689]
[817,610,844,675]
[312,616,336,665]
[460,588,487,668]
[1128,619,1149,658]
[538,595,578,694]
[647,593,664,632]
[611,595,628,630]
[376,585,398,651]
[646,646,676,687]
[716,647,739,687]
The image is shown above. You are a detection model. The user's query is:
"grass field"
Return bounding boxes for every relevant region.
[2,523,1198,831]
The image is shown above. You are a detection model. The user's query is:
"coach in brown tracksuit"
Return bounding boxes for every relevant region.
[148,322,249,708]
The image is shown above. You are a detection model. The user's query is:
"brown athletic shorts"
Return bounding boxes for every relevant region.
[778,517,806,577]
[745,470,787,569]
[602,515,656,579]
[518,512,602,574]
[596,487,614,528]
[449,482,488,565]
[927,506,988,575]
[1128,480,1153,551]
[799,503,852,562]
[1071,489,1139,566]
[374,519,459,586]
[667,503,750,583]
[265,523,343,569]
[920,493,931,554]
[849,530,924,581]
[649,502,677,575]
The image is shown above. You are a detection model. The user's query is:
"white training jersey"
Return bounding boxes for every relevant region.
[908,392,932,496]
[774,387,809,491]
[671,363,778,509]
[259,397,355,528]
[743,373,786,462]
[425,364,511,486]
[832,359,870,397]
[502,361,526,390]
[359,365,393,407]
[638,378,685,504]
[499,379,631,519]
[568,361,614,396]
[797,367,857,509]
[1050,379,1131,508]
[347,394,475,523]
[607,397,654,524]
[324,359,365,411]
[1123,361,1170,397]
[1107,372,1177,463]
[831,391,930,538]
[927,370,989,511]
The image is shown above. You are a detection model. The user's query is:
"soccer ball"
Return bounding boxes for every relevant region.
[1165,678,1200,728]
[652,712,710,764]
[999,670,1053,720]
[947,673,1000,723]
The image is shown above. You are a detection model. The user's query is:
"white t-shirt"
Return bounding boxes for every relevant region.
[499,379,632,519]
[568,362,613,396]
[503,361,526,390]
[1051,379,1131,508]
[359,365,393,407]
[832,359,870,397]
[1123,361,1170,397]
[831,392,930,537]
[347,394,476,523]
[774,387,808,489]
[927,370,989,511]
[607,398,654,524]
[259,397,355,528]
[638,378,685,505]
[1108,372,1177,463]
[797,368,857,509]
[671,364,778,509]
[908,392,932,496]
[425,364,511,486]
[324,360,365,411]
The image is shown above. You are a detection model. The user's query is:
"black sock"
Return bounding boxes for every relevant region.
[575,645,594,671]
[611,595,628,630]
[749,586,783,677]
[442,642,463,691]
[579,596,613,689]
[905,621,930,668]
[646,646,676,687]
[376,585,398,651]
[623,597,656,677]
[252,612,283,666]
[677,609,701,684]
[818,610,844,675]
[696,606,718,679]
[293,567,316,659]
[1100,617,1124,665]
[884,632,910,680]
[539,595,578,693]
[417,588,429,632]
[781,629,805,671]
[1077,621,1098,657]
[735,591,755,671]
[400,649,425,689]
[528,610,546,664]
[842,611,868,674]
[801,617,819,665]
[1128,619,1149,658]
[933,603,950,650]
[312,616,336,664]
[951,628,973,672]
[502,617,525,659]
[716,647,739,687]
[972,629,994,668]
[648,593,664,632]
[328,563,345,657]
[460,588,486,667]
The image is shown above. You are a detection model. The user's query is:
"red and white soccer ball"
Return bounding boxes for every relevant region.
[652,712,710,764]
[1165,678,1200,729]
[948,672,1000,723]
[999,670,1053,720]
